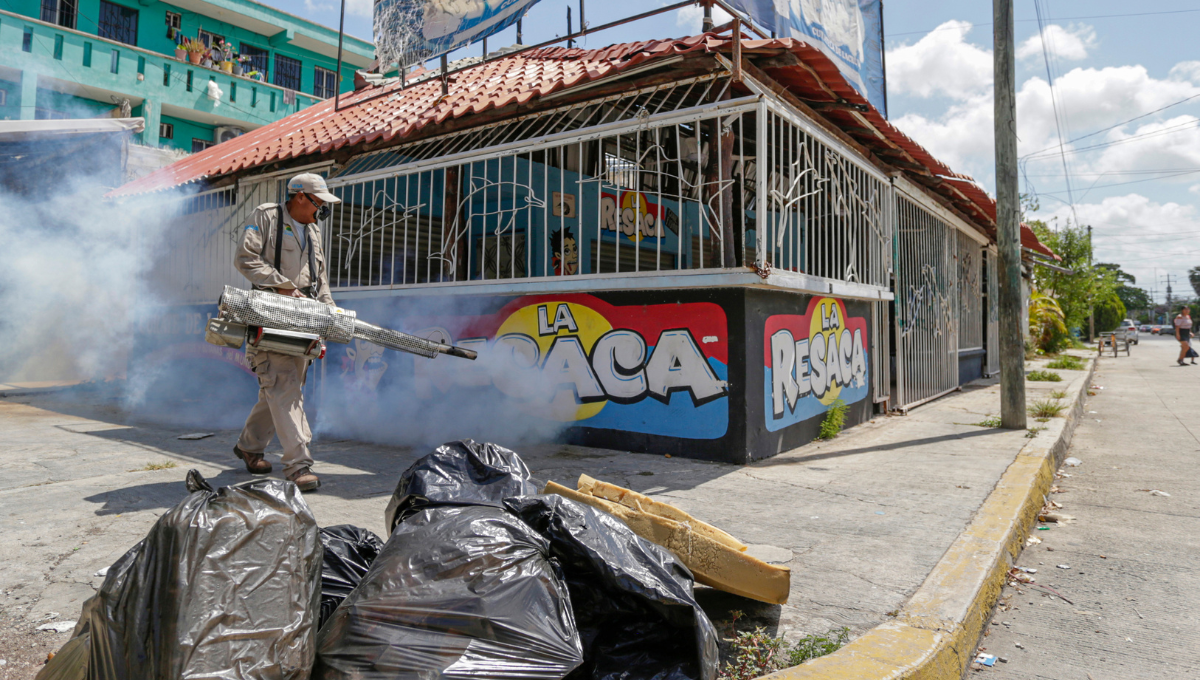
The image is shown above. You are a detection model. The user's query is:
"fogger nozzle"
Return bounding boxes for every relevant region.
[215,286,477,360]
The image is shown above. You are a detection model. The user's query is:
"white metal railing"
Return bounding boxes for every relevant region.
[319,76,894,295]
[985,247,1000,377]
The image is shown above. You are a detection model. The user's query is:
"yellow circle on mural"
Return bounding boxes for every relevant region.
[621,192,650,242]
[809,298,846,405]
[495,302,613,421]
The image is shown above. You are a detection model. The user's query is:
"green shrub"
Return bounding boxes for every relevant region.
[1028,398,1066,418]
[718,626,851,680]
[817,399,849,440]
[1045,356,1083,370]
[975,415,1002,428]
[1027,370,1062,382]
[1049,389,1068,399]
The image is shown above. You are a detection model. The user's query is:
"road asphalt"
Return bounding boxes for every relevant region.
[975,334,1200,679]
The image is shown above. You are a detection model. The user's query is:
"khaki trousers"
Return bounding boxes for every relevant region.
[236,351,315,477]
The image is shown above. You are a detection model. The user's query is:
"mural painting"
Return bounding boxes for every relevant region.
[763,296,869,431]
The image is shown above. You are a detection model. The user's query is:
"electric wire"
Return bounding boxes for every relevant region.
[1033,0,1077,224]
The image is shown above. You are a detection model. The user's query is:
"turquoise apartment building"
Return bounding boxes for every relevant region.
[0,0,374,152]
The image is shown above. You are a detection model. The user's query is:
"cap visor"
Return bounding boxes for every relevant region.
[313,191,341,204]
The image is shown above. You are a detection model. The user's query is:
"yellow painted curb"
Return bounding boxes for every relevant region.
[760,357,1096,680]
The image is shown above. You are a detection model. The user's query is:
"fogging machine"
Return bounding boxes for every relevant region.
[204,286,477,361]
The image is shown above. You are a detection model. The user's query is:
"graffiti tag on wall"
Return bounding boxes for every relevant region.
[763,297,869,431]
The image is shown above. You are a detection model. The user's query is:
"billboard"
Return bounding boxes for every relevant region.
[374,0,541,70]
[726,0,886,116]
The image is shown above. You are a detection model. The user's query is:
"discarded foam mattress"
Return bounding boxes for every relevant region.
[544,479,791,605]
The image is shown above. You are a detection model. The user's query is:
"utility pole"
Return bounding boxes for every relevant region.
[994,0,1026,429]
[1087,225,1094,341]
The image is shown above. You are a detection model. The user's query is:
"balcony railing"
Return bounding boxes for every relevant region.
[1,9,322,126]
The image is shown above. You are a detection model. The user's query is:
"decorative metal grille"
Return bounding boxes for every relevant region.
[98,0,138,47]
[274,54,302,91]
[958,229,983,351]
[985,248,1000,377]
[893,191,959,410]
[758,101,891,288]
[323,76,893,294]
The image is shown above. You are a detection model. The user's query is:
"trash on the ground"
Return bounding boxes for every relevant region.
[321,441,719,680]
[507,494,719,680]
[383,440,536,534]
[176,432,214,440]
[998,657,1008,663]
[1015,642,1025,649]
[1049,485,1065,493]
[1037,526,1050,531]
[1148,489,1171,497]
[316,503,584,679]
[93,567,108,577]
[974,654,997,667]
[1039,511,1075,524]
[36,621,76,633]
[1018,567,1037,574]
[1063,457,1082,467]
[577,474,746,550]
[1026,536,1042,546]
[1057,564,1071,569]
[317,525,384,630]
[1008,568,1035,584]
[545,476,791,604]
[38,469,322,680]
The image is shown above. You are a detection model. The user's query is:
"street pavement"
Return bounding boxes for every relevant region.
[977,334,1200,679]
[0,354,1092,678]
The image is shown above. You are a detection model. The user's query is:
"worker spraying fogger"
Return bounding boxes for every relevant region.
[205,173,476,491]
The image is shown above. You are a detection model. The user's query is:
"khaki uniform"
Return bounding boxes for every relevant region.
[233,203,334,477]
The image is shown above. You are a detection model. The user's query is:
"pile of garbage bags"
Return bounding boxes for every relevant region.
[41,441,718,680]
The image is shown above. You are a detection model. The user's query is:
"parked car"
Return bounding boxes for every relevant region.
[1139,324,1152,332]
[1118,320,1139,344]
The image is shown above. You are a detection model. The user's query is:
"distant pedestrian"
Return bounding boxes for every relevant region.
[1174,307,1193,366]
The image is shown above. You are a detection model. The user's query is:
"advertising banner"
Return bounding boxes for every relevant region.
[763,296,869,432]
[374,0,541,69]
[725,0,886,116]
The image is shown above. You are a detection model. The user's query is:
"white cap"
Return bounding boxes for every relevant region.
[287,173,340,203]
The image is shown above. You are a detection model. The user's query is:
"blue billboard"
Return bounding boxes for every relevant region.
[727,0,887,117]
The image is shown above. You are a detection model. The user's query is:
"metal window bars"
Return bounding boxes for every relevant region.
[957,229,983,352]
[985,247,1000,377]
[893,190,959,411]
[321,76,893,293]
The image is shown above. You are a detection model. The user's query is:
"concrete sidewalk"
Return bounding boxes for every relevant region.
[0,354,1092,678]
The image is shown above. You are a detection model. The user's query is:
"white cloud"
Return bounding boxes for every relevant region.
[676,5,733,33]
[1190,184,1200,195]
[885,20,991,100]
[1016,24,1097,62]
[305,0,335,12]
[347,0,372,18]
[1035,194,1200,292]
[1087,115,1200,177]
[1168,61,1200,84]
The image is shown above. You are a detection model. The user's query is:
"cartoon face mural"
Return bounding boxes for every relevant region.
[550,227,578,275]
[341,338,389,393]
[763,297,869,431]
[404,294,731,439]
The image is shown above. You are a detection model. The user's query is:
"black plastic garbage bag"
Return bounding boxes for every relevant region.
[38,470,322,680]
[314,505,584,680]
[507,495,720,680]
[383,439,536,532]
[318,525,385,629]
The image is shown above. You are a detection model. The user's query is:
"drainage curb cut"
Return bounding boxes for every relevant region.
[759,356,1097,680]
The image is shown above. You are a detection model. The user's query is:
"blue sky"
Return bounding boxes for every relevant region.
[270,0,1200,301]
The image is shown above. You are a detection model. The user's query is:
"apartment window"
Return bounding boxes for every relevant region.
[22,28,32,53]
[240,43,268,79]
[160,122,174,140]
[197,29,224,48]
[165,11,181,30]
[41,0,77,29]
[313,66,337,98]
[0,91,7,107]
[163,62,171,86]
[273,54,301,90]
[192,138,214,153]
[98,1,138,47]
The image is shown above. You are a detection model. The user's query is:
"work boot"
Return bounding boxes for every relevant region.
[287,466,321,492]
[233,445,272,474]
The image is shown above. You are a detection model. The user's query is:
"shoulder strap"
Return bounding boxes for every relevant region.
[305,224,319,299]
[274,205,285,272]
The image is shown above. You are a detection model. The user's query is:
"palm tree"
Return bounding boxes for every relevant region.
[1189,266,1200,299]
[1029,290,1067,352]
